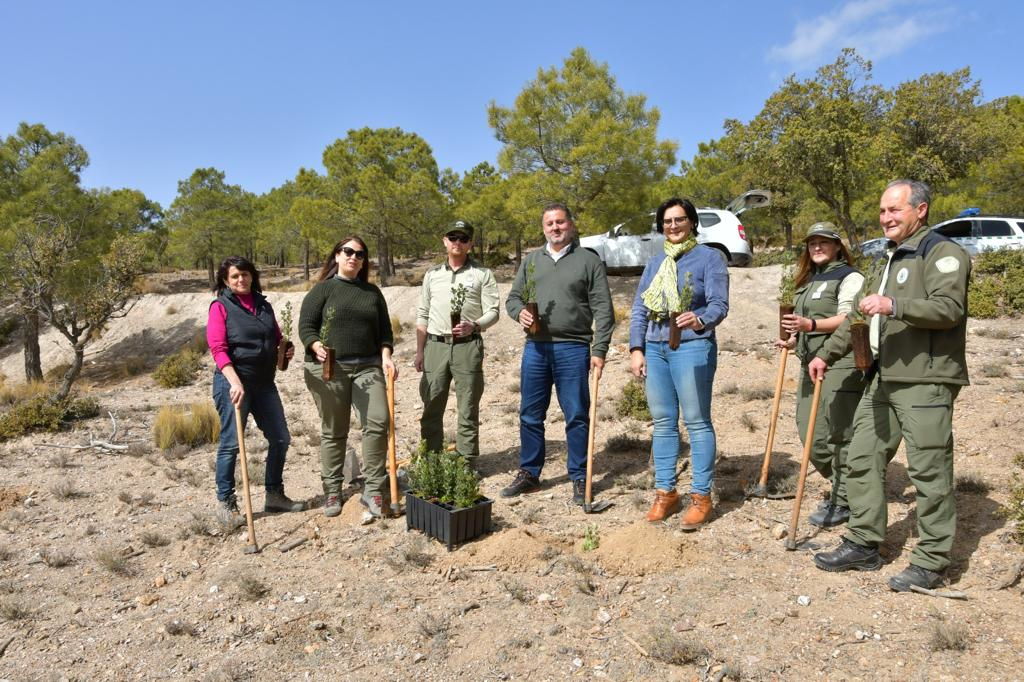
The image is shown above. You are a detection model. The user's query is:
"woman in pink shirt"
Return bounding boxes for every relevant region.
[207,256,301,522]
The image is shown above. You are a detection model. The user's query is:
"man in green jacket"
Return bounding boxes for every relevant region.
[501,203,615,503]
[415,220,500,467]
[809,180,971,592]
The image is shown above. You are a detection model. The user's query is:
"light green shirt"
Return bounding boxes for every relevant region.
[416,258,500,335]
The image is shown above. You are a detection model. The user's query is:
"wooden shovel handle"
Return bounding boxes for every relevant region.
[584,366,602,505]
[234,405,258,550]
[787,377,822,547]
[757,347,789,489]
[385,366,399,510]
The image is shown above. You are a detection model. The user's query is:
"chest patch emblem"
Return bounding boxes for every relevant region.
[811,282,828,299]
[935,256,960,274]
[895,268,909,285]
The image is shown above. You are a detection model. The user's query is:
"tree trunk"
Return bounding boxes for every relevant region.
[206,257,216,289]
[21,307,42,383]
[515,236,523,270]
[53,343,85,403]
[783,220,793,250]
[303,239,310,281]
[377,235,392,285]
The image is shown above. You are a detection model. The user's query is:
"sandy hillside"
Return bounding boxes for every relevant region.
[0,265,1022,680]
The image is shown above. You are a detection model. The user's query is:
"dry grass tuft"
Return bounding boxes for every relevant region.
[140,530,171,548]
[981,363,1009,378]
[717,381,739,395]
[47,451,72,469]
[236,573,270,601]
[41,548,76,568]
[0,545,12,561]
[929,620,970,651]
[605,433,649,454]
[739,412,758,432]
[0,380,49,406]
[94,546,132,575]
[153,402,220,451]
[187,511,215,537]
[740,385,775,401]
[0,597,35,621]
[954,474,991,495]
[501,578,530,603]
[648,624,710,666]
[165,618,196,636]
[50,479,83,500]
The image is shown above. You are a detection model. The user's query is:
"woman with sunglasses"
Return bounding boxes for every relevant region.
[299,236,396,519]
[207,255,302,524]
[775,222,865,528]
[629,198,729,530]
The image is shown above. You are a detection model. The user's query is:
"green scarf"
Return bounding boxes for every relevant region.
[641,237,697,320]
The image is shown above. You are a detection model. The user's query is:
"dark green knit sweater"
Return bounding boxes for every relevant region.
[298,277,393,362]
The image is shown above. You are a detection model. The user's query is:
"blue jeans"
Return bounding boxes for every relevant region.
[213,371,291,501]
[519,341,590,481]
[645,339,718,494]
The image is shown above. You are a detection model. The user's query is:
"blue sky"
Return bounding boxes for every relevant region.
[1,0,1019,208]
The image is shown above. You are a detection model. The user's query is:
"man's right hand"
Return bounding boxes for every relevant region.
[518,308,534,329]
[808,357,828,382]
[414,350,424,372]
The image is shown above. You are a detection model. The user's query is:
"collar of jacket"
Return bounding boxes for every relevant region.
[887,225,931,254]
[544,238,580,258]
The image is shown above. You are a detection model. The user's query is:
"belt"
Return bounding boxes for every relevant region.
[427,332,480,345]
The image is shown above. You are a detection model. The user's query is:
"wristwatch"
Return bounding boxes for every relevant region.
[695,316,705,330]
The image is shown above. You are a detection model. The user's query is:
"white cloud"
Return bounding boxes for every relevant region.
[769,0,953,69]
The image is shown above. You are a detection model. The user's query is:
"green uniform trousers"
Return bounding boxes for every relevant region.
[843,376,960,571]
[304,361,389,498]
[796,363,866,507]
[419,337,484,460]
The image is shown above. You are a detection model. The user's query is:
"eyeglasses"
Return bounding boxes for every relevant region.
[662,216,691,227]
[446,234,471,244]
[340,246,366,260]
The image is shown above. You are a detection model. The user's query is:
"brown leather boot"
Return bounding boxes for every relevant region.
[679,492,713,531]
[646,489,682,522]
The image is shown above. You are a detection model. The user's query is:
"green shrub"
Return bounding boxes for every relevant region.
[970,249,1024,317]
[752,249,796,267]
[1004,452,1024,545]
[0,317,18,347]
[617,379,651,421]
[0,395,100,441]
[153,349,203,388]
[968,277,1002,318]
[407,442,481,509]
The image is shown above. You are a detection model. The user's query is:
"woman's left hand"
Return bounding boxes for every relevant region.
[284,343,295,360]
[676,311,701,330]
[780,313,810,335]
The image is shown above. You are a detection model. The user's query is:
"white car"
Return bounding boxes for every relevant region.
[579,190,771,273]
[860,211,1024,260]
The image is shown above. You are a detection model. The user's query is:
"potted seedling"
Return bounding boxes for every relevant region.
[522,262,540,335]
[450,283,467,333]
[778,264,797,341]
[849,260,884,371]
[276,301,294,371]
[320,307,336,381]
[668,272,693,350]
[405,442,493,550]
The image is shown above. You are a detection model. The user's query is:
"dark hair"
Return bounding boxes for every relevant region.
[794,237,854,289]
[541,202,574,224]
[317,235,370,283]
[655,197,700,235]
[214,256,262,296]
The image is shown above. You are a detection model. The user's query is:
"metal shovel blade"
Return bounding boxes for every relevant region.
[583,499,612,514]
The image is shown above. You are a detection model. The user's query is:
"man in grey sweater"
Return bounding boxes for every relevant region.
[502,203,615,503]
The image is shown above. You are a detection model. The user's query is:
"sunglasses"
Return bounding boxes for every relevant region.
[446,233,471,244]
[340,246,366,260]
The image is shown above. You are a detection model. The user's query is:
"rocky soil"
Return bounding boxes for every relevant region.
[0,265,1022,680]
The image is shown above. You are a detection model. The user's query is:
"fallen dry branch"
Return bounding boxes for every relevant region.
[620,632,648,657]
[0,636,14,658]
[908,585,968,600]
[279,537,307,553]
[38,412,135,453]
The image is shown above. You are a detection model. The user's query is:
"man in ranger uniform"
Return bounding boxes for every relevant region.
[415,220,500,468]
[809,180,971,592]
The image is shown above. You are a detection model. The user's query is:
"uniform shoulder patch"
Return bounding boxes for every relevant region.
[935,256,960,274]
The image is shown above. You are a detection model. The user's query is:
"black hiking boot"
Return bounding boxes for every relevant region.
[813,538,882,572]
[888,564,944,592]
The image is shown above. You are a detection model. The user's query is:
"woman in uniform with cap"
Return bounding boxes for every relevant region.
[776,222,865,527]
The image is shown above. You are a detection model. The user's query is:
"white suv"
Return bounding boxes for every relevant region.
[579,190,770,273]
[860,212,1024,259]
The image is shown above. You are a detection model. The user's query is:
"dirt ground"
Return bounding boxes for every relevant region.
[0,265,1022,680]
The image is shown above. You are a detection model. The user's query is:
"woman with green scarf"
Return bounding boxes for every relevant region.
[629,198,730,529]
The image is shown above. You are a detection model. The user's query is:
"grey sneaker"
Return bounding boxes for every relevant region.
[265,490,305,513]
[359,492,389,518]
[216,496,245,529]
[323,494,342,518]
